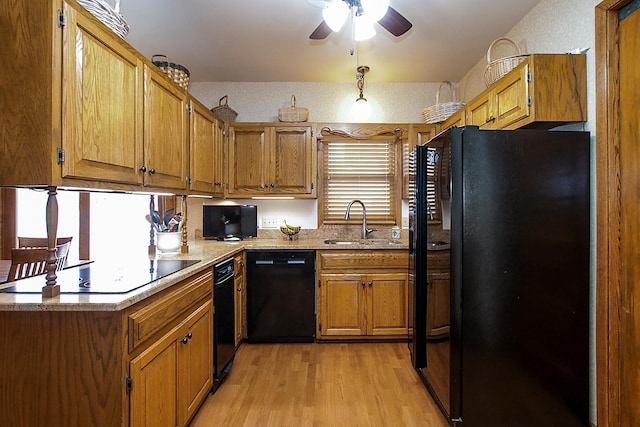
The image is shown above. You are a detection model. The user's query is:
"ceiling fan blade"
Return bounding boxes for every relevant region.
[309,20,332,40]
[378,6,412,37]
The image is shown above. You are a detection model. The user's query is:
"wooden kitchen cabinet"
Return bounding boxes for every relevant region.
[126,268,213,427]
[234,251,246,346]
[189,97,225,196]
[227,123,316,197]
[130,299,213,427]
[0,267,214,427]
[426,250,450,339]
[1,0,191,192]
[465,54,587,130]
[317,250,409,340]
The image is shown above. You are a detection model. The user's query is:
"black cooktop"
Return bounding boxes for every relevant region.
[1,259,201,294]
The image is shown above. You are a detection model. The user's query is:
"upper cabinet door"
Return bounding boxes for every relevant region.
[61,3,143,185]
[227,125,268,195]
[271,126,314,195]
[188,100,216,194]
[493,64,530,129]
[144,66,188,190]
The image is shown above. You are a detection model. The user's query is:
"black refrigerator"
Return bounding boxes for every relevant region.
[409,126,590,426]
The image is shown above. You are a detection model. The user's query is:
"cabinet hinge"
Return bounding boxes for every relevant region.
[319,322,322,331]
[317,279,321,288]
[527,95,532,107]
[186,175,192,184]
[57,147,65,164]
[186,104,192,114]
[311,182,314,190]
[527,71,532,82]
[126,377,133,394]
[57,10,66,28]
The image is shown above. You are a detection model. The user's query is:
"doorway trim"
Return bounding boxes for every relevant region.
[595,0,636,425]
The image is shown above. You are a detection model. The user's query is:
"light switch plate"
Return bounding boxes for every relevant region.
[402,217,409,228]
[262,217,278,228]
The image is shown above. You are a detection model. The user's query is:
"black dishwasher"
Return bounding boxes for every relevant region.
[246,250,315,343]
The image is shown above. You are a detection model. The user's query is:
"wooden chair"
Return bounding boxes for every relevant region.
[18,236,73,247]
[18,237,73,269]
[7,247,48,282]
[6,242,72,282]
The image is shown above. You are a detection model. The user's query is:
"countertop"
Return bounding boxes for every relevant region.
[0,237,407,312]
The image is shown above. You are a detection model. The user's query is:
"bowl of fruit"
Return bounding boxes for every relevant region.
[280,220,301,240]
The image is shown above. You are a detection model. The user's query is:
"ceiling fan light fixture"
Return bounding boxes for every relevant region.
[354,14,376,41]
[360,0,389,22]
[322,1,349,32]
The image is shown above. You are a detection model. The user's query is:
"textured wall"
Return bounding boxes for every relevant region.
[189,81,450,124]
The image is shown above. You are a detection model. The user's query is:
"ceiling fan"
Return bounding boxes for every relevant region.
[307,0,412,40]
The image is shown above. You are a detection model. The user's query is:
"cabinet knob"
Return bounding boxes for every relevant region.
[237,287,242,292]
[149,168,156,175]
[139,166,147,173]
[362,282,366,288]
[270,183,275,188]
[181,332,193,344]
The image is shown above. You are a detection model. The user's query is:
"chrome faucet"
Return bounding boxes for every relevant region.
[344,199,375,239]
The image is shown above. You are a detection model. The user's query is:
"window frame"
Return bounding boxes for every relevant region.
[317,128,403,227]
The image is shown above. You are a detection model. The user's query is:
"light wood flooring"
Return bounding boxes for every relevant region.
[190,342,448,427]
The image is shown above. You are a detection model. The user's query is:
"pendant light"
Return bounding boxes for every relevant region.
[351,65,372,121]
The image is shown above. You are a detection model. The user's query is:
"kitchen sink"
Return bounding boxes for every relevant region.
[323,239,402,245]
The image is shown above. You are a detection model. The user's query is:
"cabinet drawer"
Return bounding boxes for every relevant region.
[128,270,212,352]
[427,251,450,270]
[318,251,408,270]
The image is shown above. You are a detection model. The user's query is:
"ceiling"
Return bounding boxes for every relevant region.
[118,0,542,83]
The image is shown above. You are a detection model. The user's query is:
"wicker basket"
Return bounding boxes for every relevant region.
[484,37,528,87]
[211,96,238,123]
[278,95,309,122]
[76,0,129,38]
[152,55,190,90]
[422,81,466,124]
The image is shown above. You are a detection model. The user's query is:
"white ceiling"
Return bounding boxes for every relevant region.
[118,0,542,83]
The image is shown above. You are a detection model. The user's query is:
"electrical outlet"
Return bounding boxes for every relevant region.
[402,217,409,228]
[262,217,278,228]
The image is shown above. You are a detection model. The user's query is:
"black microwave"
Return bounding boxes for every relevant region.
[203,205,258,240]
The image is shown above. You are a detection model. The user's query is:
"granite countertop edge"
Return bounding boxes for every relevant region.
[0,238,408,312]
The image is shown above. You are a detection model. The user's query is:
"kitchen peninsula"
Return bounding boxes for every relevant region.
[0,238,408,426]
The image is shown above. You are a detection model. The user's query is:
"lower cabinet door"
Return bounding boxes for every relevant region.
[130,332,179,427]
[178,301,213,426]
[319,274,366,337]
[367,273,409,336]
[130,299,213,427]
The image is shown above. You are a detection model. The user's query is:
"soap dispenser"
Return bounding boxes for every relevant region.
[391,221,400,240]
